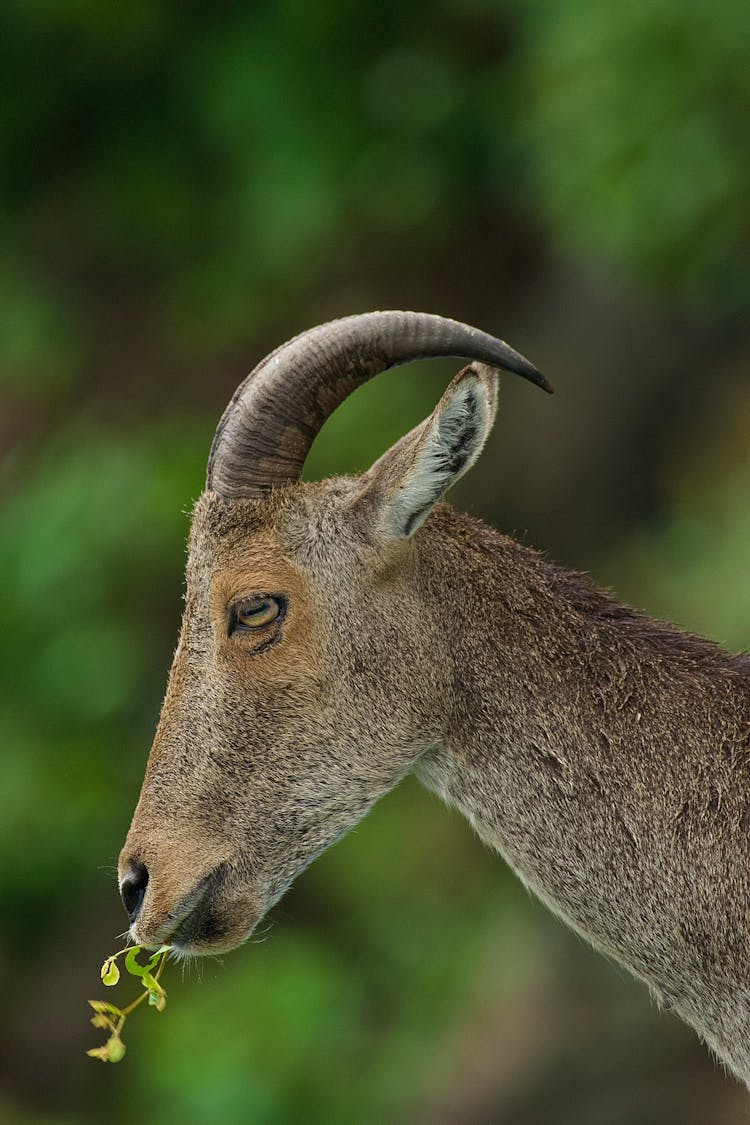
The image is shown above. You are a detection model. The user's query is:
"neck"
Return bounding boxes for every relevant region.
[414,504,750,1085]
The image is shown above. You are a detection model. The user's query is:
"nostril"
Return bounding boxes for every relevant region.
[120,862,149,922]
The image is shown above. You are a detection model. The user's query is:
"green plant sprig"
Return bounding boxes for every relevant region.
[87,944,172,1062]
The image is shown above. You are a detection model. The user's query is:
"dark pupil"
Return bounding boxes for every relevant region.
[245,600,268,616]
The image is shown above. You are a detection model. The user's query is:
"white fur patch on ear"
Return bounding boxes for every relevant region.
[384,364,498,538]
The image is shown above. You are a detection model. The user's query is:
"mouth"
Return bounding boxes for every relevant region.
[162,871,218,947]
[131,863,259,955]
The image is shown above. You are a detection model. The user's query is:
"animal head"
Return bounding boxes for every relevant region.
[118,312,549,953]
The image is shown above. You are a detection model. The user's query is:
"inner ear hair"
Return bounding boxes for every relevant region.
[357,362,499,540]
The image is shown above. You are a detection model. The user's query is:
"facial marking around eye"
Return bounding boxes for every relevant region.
[231,595,285,634]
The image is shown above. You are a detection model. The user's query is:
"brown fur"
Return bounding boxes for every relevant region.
[121,377,750,1088]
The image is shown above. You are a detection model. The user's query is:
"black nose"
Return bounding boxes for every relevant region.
[120,862,149,922]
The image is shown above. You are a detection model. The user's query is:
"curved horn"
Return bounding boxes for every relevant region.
[207,310,552,499]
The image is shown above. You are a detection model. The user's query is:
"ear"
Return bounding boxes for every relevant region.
[355,362,499,540]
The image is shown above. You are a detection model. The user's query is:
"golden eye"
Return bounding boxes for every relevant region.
[234,596,282,631]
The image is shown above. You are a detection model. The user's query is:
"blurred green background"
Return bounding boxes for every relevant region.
[1,1,749,1121]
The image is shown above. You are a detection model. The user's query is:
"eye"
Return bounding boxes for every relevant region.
[231,596,284,633]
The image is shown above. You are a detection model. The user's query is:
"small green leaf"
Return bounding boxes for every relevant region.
[124,946,164,977]
[147,989,167,1011]
[101,957,120,986]
[124,946,148,977]
[90,1014,117,1032]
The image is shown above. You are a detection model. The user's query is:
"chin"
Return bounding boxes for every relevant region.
[169,928,254,957]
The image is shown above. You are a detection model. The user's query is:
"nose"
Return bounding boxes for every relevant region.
[120,861,149,922]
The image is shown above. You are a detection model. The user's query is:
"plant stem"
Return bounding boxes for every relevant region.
[115,948,169,1030]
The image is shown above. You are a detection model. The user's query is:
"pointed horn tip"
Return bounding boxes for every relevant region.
[504,358,555,395]
[485,336,553,394]
[466,357,554,395]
